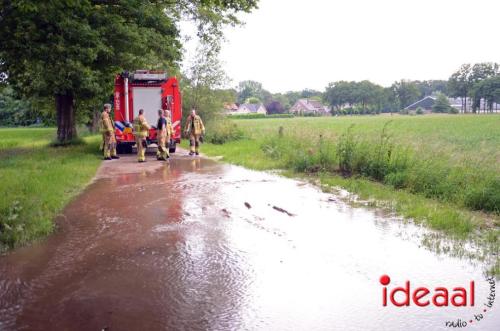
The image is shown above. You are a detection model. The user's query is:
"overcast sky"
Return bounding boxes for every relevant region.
[183,0,500,93]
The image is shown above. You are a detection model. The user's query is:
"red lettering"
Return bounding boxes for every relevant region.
[432,287,449,307]
[413,287,430,306]
[383,287,387,306]
[451,287,467,306]
[470,281,475,306]
[391,281,410,307]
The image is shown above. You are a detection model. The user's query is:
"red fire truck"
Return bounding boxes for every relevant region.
[113,70,182,154]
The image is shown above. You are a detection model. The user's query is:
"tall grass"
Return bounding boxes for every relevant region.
[258,121,499,214]
[0,128,101,250]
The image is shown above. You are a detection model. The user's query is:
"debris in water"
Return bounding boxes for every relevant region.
[244,202,251,209]
[272,206,295,217]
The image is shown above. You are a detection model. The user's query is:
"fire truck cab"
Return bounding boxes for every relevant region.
[113,70,182,154]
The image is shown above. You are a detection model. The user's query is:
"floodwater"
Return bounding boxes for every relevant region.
[0,154,498,331]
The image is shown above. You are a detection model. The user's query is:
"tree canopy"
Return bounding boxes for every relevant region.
[448,62,499,112]
[0,0,258,141]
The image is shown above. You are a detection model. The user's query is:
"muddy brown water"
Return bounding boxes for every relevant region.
[0,154,498,330]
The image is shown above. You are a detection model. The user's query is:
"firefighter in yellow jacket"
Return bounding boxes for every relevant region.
[133,109,150,162]
[156,109,174,161]
[100,103,119,160]
[184,108,205,156]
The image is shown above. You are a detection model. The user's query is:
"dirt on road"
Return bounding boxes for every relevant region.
[0,152,498,330]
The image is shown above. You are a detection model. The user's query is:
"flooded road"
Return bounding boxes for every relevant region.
[0,154,498,330]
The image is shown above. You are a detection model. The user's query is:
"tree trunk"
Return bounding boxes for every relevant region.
[89,109,100,133]
[464,94,467,113]
[55,93,77,143]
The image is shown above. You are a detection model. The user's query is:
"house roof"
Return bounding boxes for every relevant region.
[223,102,239,111]
[404,96,436,110]
[240,103,264,112]
[294,99,329,112]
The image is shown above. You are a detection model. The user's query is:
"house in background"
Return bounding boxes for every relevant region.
[223,102,239,115]
[229,103,267,115]
[404,96,436,113]
[405,96,500,113]
[289,99,330,116]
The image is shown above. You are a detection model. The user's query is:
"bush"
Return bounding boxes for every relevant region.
[416,107,424,115]
[336,124,357,174]
[204,119,243,144]
[464,178,500,214]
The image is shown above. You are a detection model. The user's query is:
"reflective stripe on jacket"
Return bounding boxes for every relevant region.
[184,115,205,135]
[133,115,150,138]
[100,111,114,134]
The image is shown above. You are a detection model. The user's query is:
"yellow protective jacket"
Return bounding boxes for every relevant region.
[100,111,114,134]
[166,117,174,137]
[133,115,150,138]
[184,114,205,135]
[157,116,174,138]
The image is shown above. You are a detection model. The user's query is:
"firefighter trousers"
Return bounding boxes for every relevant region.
[157,135,170,160]
[189,133,201,153]
[136,137,147,161]
[103,133,117,158]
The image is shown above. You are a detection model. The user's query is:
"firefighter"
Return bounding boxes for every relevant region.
[133,109,150,162]
[165,110,174,157]
[184,108,205,156]
[156,109,174,161]
[100,103,119,160]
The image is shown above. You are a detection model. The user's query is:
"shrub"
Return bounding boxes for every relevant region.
[416,107,424,115]
[464,178,500,214]
[204,120,243,144]
[336,124,357,174]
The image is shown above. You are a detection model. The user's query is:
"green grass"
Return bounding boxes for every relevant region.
[197,114,500,238]
[0,128,102,250]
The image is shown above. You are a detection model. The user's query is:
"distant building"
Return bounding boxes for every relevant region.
[290,99,330,116]
[223,102,239,115]
[226,103,267,115]
[404,96,436,112]
[223,102,239,112]
[405,96,500,113]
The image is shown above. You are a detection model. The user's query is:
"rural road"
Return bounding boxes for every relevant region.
[0,151,498,330]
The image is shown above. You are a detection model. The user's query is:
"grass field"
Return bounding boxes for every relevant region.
[0,128,101,251]
[199,114,500,239]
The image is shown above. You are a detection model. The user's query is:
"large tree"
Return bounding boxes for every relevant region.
[390,79,420,111]
[470,76,500,112]
[447,62,499,113]
[0,0,258,143]
[236,80,271,104]
[324,80,386,114]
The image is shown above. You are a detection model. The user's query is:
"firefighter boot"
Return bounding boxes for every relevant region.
[189,133,199,155]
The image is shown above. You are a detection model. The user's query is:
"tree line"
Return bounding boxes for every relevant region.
[227,63,499,115]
